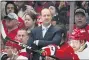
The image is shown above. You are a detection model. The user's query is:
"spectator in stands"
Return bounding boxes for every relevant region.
[55,2,69,41]
[3,13,20,40]
[56,1,69,25]
[5,1,18,15]
[2,12,25,47]
[15,29,29,45]
[15,29,29,60]
[27,8,62,60]
[73,8,89,42]
[24,11,37,34]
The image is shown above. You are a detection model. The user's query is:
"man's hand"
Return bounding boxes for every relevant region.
[33,40,39,46]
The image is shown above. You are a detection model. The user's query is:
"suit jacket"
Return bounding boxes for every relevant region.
[27,25,62,50]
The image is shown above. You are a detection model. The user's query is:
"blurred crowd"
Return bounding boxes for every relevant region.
[0,1,89,60]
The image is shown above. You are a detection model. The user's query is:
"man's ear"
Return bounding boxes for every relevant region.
[80,40,85,46]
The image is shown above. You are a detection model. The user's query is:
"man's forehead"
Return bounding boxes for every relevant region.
[18,30,26,33]
[41,9,51,14]
[17,30,27,34]
[7,3,14,6]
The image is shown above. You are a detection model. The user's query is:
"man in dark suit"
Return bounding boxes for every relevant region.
[27,8,62,60]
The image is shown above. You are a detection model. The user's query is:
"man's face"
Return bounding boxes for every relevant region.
[69,40,81,51]
[5,19,17,28]
[16,30,29,44]
[41,9,52,25]
[75,13,86,28]
[7,4,14,14]
[5,46,13,57]
[24,15,34,29]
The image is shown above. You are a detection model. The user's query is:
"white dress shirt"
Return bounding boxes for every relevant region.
[42,24,51,38]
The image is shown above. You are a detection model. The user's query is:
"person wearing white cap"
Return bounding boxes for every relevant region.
[2,12,23,42]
